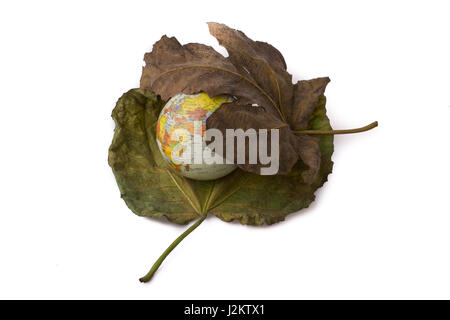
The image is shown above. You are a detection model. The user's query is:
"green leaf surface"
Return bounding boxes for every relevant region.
[109,90,333,226]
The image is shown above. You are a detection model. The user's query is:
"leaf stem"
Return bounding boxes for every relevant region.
[139,215,207,283]
[294,121,378,135]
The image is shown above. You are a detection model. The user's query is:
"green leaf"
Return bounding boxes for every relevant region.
[109,90,333,226]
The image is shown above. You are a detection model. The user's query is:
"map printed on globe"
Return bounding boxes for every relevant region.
[156,92,237,181]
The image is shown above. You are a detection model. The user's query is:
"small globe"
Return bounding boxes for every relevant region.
[156,92,237,180]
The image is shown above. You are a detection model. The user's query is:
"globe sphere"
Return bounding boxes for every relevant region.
[156,92,236,180]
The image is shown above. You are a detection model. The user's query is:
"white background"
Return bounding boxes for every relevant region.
[0,0,449,299]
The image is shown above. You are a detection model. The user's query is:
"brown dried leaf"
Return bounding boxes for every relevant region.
[140,23,330,182]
